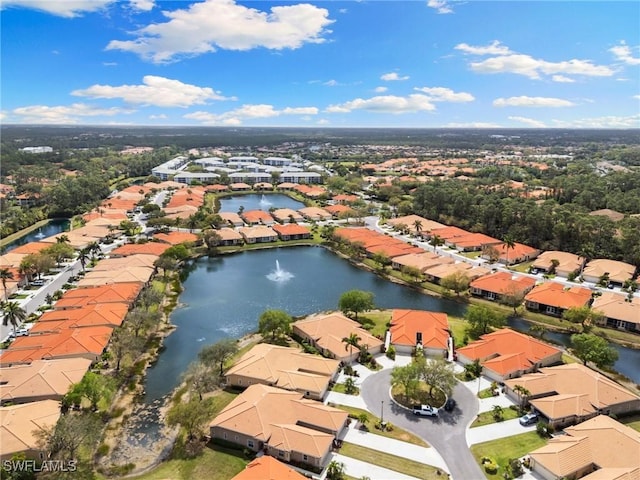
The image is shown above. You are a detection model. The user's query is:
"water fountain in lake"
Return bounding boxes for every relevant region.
[35,228,45,239]
[259,194,272,207]
[266,260,294,282]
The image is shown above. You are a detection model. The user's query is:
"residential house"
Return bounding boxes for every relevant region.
[529,415,640,480]
[110,242,171,257]
[483,242,540,265]
[77,266,154,287]
[366,242,424,260]
[505,364,640,429]
[298,207,332,222]
[524,282,592,317]
[332,194,359,204]
[229,183,252,191]
[210,384,348,469]
[54,282,142,309]
[31,303,129,332]
[292,312,383,362]
[424,262,490,285]
[426,226,470,242]
[271,224,311,241]
[447,233,502,252]
[456,328,562,382]
[0,400,61,461]
[391,252,454,274]
[224,344,339,400]
[241,210,275,226]
[389,309,450,356]
[219,212,245,227]
[324,204,353,218]
[91,254,158,271]
[386,215,444,237]
[582,259,636,287]
[592,292,640,333]
[532,251,584,278]
[231,456,307,480]
[0,358,92,405]
[470,272,536,302]
[216,227,244,246]
[271,208,304,224]
[239,226,278,244]
[153,231,199,245]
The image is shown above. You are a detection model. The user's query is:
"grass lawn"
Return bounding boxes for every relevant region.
[511,261,534,273]
[460,251,482,259]
[471,406,520,428]
[448,315,468,347]
[621,414,640,433]
[9,293,29,299]
[359,310,392,337]
[471,432,546,479]
[391,383,446,409]
[126,443,248,480]
[331,383,359,395]
[340,442,443,480]
[328,403,429,447]
[478,387,499,399]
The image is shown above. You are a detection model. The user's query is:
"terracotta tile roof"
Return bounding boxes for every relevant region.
[589,208,625,222]
[216,227,244,242]
[0,400,61,459]
[271,208,304,223]
[0,358,92,404]
[254,182,273,190]
[324,204,353,216]
[298,207,332,220]
[225,344,339,396]
[386,215,445,234]
[583,259,636,284]
[268,423,334,458]
[110,242,171,257]
[332,194,359,203]
[524,282,592,309]
[367,243,424,259]
[219,212,245,226]
[425,262,490,281]
[77,266,153,287]
[205,184,229,192]
[428,226,471,240]
[0,326,112,365]
[231,456,307,480]
[292,312,383,361]
[592,292,640,326]
[470,271,536,296]
[271,224,311,236]
[0,253,27,269]
[241,210,274,224]
[277,182,297,189]
[390,309,449,349]
[530,415,640,478]
[153,231,199,245]
[54,282,141,308]
[392,252,454,272]
[230,182,251,190]
[10,242,53,255]
[449,233,501,250]
[238,226,277,241]
[532,251,583,275]
[211,384,347,457]
[94,254,158,271]
[493,242,540,263]
[33,303,129,330]
[456,328,561,376]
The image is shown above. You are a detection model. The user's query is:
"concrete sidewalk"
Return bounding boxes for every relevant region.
[325,391,369,409]
[331,453,420,480]
[340,422,450,473]
[466,418,536,446]
[478,392,516,413]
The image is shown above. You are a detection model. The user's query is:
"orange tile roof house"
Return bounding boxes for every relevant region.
[528,415,640,480]
[229,182,252,191]
[292,312,383,363]
[524,282,592,317]
[392,252,454,274]
[225,344,339,401]
[110,242,171,257]
[241,209,275,226]
[92,254,158,271]
[153,231,199,245]
[271,208,304,224]
[54,282,142,309]
[0,358,92,405]
[447,233,502,252]
[271,224,311,241]
[298,207,332,221]
[389,309,450,356]
[532,251,584,278]
[324,204,353,217]
[483,242,541,265]
[332,194,359,204]
[470,271,536,302]
[456,328,562,382]
[582,259,636,287]
[77,266,154,288]
[423,262,490,284]
[0,400,61,461]
[210,384,348,469]
[426,225,470,241]
[386,215,445,237]
[215,227,244,246]
[505,364,640,429]
[592,292,640,334]
[238,226,278,244]
[231,456,307,480]
[219,212,245,227]
[0,326,113,365]
[10,242,52,255]
[366,242,424,259]
[32,303,129,332]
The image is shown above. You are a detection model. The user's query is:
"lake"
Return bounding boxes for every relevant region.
[218,193,305,212]
[2,219,69,253]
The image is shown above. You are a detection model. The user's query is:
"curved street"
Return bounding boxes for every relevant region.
[360,368,484,480]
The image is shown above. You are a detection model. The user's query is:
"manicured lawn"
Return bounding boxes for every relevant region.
[391,382,446,409]
[621,414,640,433]
[9,293,29,299]
[359,310,391,337]
[328,403,429,447]
[340,442,443,480]
[478,387,498,399]
[511,261,534,273]
[470,432,546,479]
[126,443,248,480]
[471,406,520,428]
[331,382,359,395]
[448,315,468,347]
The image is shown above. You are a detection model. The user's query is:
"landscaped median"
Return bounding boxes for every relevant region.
[470,431,546,479]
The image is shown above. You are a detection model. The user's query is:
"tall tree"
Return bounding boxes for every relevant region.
[0,268,14,302]
[465,304,506,339]
[258,309,292,342]
[440,271,470,296]
[416,357,457,398]
[167,397,217,440]
[571,333,619,368]
[563,306,604,332]
[338,290,375,322]
[413,219,423,238]
[342,333,361,364]
[2,301,26,336]
[390,363,420,402]
[183,361,219,400]
[502,236,516,265]
[199,339,239,376]
[429,234,444,252]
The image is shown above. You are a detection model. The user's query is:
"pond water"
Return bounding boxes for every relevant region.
[144,246,467,400]
[2,218,69,253]
[218,193,304,212]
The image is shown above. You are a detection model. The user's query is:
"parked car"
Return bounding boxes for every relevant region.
[519,412,539,426]
[412,405,439,417]
[444,398,457,412]
[31,279,45,286]
[9,328,29,338]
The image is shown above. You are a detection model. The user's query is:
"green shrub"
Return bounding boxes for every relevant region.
[96,443,110,457]
[484,462,498,474]
[386,345,396,360]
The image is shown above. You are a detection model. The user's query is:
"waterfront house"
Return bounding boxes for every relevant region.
[591,292,640,333]
[271,224,311,241]
[470,271,536,302]
[0,400,61,460]
[524,282,592,317]
[238,226,278,244]
[389,309,450,356]
[532,251,584,277]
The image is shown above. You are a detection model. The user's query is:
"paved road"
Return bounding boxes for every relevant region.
[360,369,484,480]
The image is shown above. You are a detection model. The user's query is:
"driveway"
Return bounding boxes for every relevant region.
[360,368,484,480]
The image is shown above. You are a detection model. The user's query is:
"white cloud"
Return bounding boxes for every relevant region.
[427,0,453,14]
[609,41,640,65]
[317,119,330,125]
[129,0,154,11]
[552,114,640,129]
[454,41,512,56]
[552,75,575,83]
[1,0,113,17]
[471,54,614,79]
[106,0,333,63]
[326,94,435,114]
[71,76,233,108]
[102,62,118,67]
[508,116,546,128]
[11,103,133,124]
[633,95,640,100]
[184,103,318,125]
[374,86,388,93]
[149,114,167,119]
[323,80,340,86]
[381,72,410,81]
[494,96,575,108]
[0,111,6,121]
[445,122,502,128]
[414,86,474,102]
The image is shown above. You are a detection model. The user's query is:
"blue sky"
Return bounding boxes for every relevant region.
[1,0,639,128]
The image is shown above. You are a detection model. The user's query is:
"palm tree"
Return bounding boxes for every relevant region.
[413,219,423,239]
[56,234,70,244]
[342,333,361,364]
[430,234,444,253]
[77,248,90,273]
[0,268,14,302]
[503,236,516,265]
[2,301,27,337]
[87,241,101,261]
[513,384,531,413]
